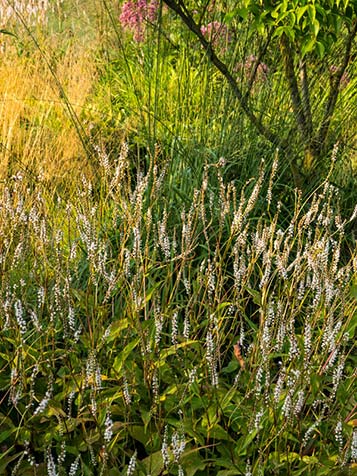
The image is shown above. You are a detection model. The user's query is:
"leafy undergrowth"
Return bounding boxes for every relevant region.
[0,1,356,475]
[0,150,356,476]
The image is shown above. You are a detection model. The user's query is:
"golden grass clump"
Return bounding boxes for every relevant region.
[0,45,97,182]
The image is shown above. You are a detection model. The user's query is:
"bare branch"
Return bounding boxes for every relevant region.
[244,32,272,100]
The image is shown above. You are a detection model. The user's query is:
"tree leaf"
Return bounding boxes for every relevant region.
[316,41,325,58]
[297,6,309,23]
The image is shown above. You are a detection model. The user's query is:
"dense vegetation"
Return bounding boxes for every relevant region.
[0,1,356,475]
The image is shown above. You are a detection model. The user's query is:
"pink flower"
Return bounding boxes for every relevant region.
[200,21,231,49]
[235,54,269,82]
[120,0,158,42]
[329,65,349,88]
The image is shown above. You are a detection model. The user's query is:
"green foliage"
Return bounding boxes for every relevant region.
[0,1,356,476]
[236,0,357,58]
[0,155,356,475]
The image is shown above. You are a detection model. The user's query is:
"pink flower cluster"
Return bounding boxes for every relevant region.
[200,21,231,48]
[120,0,158,42]
[329,65,350,88]
[235,54,269,82]
[245,54,269,79]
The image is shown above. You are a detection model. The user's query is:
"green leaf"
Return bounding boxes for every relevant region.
[241,428,259,450]
[181,450,206,476]
[112,337,140,374]
[216,302,234,313]
[254,19,266,36]
[128,425,149,445]
[350,283,357,299]
[66,446,80,456]
[0,352,11,361]
[224,11,236,23]
[330,13,343,33]
[105,318,128,343]
[208,424,232,441]
[246,287,261,306]
[108,469,121,476]
[287,11,296,27]
[217,471,241,476]
[312,19,320,37]
[301,37,316,56]
[142,450,164,476]
[271,7,281,19]
[308,5,316,23]
[159,340,198,361]
[297,6,309,23]
[0,29,17,38]
[235,428,259,455]
[45,402,67,419]
[221,360,239,374]
[140,409,151,431]
[315,41,325,58]
[302,455,319,464]
[273,26,295,41]
[0,428,16,445]
[268,450,300,462]
[230,8,249,21]
[0,450,20,474]
[159,384,179,401]
[277,10,293,24]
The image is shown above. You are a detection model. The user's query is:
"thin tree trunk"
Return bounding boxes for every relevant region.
[315,19,357,155]
[280,36,308,139]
